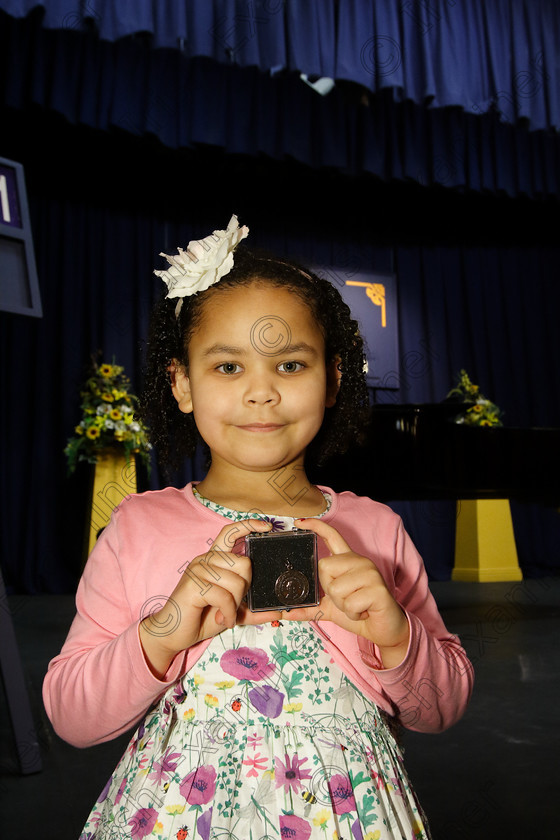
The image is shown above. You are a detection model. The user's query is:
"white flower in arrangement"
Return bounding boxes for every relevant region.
[104,420,115,430]
[154,214,249,310]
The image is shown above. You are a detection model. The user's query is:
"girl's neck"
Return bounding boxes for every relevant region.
[195,462,327,517]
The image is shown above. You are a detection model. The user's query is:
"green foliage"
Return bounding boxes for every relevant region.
[446,369,503,427]
[64,357,152,473]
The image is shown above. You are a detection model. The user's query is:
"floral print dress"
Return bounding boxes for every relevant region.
[80,496,431,840]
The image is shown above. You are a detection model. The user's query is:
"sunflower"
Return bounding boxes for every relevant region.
[64,356,152,474]
[446,370,503,428]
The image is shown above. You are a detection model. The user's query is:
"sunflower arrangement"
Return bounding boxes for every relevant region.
[446,369,503,427]
[64,358,152,473]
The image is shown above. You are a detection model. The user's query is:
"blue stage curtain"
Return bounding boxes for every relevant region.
[374,243,560,581]
[1,3,559,592]
[1,9,560,198]
[0,137,559,591]
[0,0,559,131]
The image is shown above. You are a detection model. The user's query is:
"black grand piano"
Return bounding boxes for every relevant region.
[311,403,560,506]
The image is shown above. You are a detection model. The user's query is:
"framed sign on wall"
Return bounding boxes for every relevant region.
[312,265,399,389]
[0,156,42,317]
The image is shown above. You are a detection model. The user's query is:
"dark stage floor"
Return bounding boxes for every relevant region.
[1,578,559,840]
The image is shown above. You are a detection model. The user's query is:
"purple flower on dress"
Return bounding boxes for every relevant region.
[114,776,127,806]
[328,773,356,815]
[220,647,276,682]
[197,807,213,840]
[173,682,187,704]
[128,806,158,838]
[180,764,217,805]
[279,814,312,840]
[129,723,147,756]
[97,775,112,803]
[148,747,182,783]
[248,684,285,718]
[351,817,364,840]
[390,776,405,797]
[267,517,286,532]
[274,753,312,793]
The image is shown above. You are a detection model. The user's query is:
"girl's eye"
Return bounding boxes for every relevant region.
[217,362,242,374]
[278,361,304,373]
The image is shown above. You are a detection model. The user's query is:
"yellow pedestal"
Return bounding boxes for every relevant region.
[87,450,137,556]
[452,498,522,582]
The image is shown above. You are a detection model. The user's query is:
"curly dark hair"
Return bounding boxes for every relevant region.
[138,245,370,474]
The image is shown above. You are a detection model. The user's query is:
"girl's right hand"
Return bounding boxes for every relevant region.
[138,519,273,678]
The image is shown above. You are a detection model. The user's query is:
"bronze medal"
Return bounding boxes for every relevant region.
[274,569,310,605]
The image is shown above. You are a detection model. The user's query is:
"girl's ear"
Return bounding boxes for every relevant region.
[169,360,193,414]
[325,355,343,408]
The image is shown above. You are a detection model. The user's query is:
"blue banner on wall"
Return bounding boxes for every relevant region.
[312,265,399,388]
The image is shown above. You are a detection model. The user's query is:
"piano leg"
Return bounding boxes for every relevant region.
[452,499,523,582]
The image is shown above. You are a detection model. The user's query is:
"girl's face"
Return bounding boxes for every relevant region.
[173,282,339,476]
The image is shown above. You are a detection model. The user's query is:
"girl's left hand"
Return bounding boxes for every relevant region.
[278,519,410,669]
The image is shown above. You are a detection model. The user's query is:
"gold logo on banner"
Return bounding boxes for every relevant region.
[346,281,386,327]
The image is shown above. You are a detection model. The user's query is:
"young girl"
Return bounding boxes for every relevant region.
[44,216,473,840]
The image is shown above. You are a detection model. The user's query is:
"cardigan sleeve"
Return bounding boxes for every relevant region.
[42,509,188,748]
[355,517,474,733]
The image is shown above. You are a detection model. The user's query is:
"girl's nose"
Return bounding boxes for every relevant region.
[244,372,280,405]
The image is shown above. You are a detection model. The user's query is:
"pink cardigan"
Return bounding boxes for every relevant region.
[43,483,473,748]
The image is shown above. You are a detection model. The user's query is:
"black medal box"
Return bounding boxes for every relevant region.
[245,530,319,612]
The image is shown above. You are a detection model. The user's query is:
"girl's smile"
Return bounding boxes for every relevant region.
[171,281,340,501]
[236,423,285,432]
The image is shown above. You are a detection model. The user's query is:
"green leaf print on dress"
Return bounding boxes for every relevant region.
[79,623,431,840]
